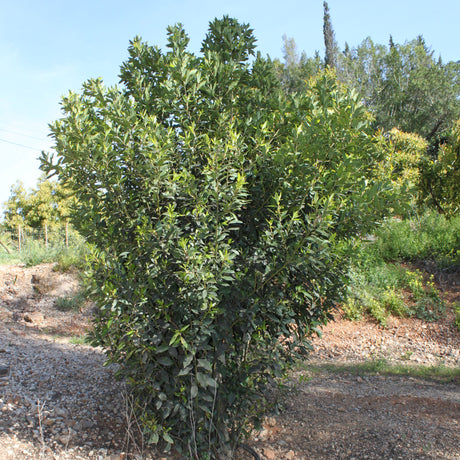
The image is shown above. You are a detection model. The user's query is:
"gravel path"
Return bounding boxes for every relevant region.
[0,264,459,459]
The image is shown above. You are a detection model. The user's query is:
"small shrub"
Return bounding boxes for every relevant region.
[405,269,426,300]
[410,298,446,322]
[342,297,364,321]
[365,296,389,327]
[418,120,460,217]
[54,243,88,272]
[69,334,92,345]
[381,289,408,317]
[20,240,58,266]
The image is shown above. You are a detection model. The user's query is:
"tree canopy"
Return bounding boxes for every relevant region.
[277,17,460,143]
[2,176,73,230]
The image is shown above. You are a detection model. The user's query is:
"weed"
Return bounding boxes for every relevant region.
[400,350,413,361]
[298,374,312,383]
[381,289,408,317]
[344,232,448,325]
[411,298,446,322]
[404,269,425,300]
[55,290,87,312]
[69,334,92,345]
[454,303,460,332]
[342,297,363,321]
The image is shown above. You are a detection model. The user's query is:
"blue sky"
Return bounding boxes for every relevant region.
[1,0,459,210]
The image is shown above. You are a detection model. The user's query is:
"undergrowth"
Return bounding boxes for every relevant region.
[55,289,88,312]
[343,210,458,326]
[0,234,88,271]
[372,211,460,267]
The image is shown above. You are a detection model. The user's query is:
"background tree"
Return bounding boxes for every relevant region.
[41,17,396,458]
[2,181,28,229]
[2,176,73,231]
[337,37,387,109]
[274,35,323,93]
[276,3,459,145]
[323,1,338,69]
[387,128,428,214]
[374,36,460,140]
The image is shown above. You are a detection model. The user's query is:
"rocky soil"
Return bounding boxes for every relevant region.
[0,263,459,460]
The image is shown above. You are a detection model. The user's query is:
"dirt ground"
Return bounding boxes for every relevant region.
[0,263,459,460]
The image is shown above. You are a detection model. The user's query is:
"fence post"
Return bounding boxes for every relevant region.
[18,225,21,252]
[44,223,48,247]
[0,239,10,254]
[65,220,69,248]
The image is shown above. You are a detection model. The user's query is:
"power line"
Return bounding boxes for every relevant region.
[0,127,47,142]
[0,137,42,151]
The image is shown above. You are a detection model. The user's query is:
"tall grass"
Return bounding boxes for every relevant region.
[0,231,88,271]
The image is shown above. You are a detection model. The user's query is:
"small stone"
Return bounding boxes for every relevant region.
[80,419,95,429]
[44,418,55,427]
[259,428,269,440]
[58,434,71,445]
[0,365,9,377]
[263,447,277,460]
[23,311,45,324]
[286,451,295,460]
[104,454,125,460]
[54,407,69,417]
[266,416,277,427]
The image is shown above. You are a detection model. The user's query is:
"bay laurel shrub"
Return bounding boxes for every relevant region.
[41,17,395,458]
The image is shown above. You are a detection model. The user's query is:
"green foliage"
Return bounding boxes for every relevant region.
[55,290,87,312]
[323,1,338,69]
[18,239,86,269]
[41,18,394,457]
[273,35,322,94]
[350,36,460,140]
[419,120,460,216]
[69,334,92,345]
[0,226,87,269]
[2,175,76,231]
[338,37,387,105]
[454,303,460,332]
[387,129,427,204]
[344,233,448,325]
[20,239,59,266]
[372,212,460,267]
[276,20,460,143]
[2,181,28,228]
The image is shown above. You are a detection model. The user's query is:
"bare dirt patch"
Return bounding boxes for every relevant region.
[0,264,459,459]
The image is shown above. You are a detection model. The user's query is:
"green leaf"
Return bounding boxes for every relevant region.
[197,358,212,372]
[190,384,198,399]
[157,356,174,366]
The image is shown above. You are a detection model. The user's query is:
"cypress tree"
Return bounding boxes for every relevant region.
[323,1,338,69]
